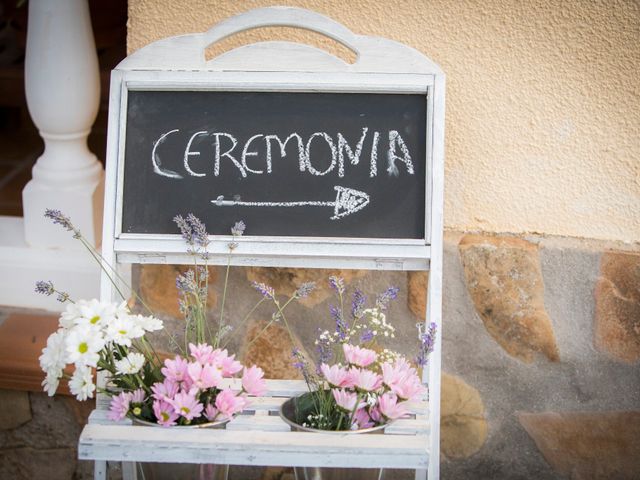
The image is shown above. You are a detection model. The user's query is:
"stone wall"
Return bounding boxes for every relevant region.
[132,232,639,479]
[2,231,637,479]
[0,389,93,479]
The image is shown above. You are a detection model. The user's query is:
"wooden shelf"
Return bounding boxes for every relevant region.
[79,379,430,469]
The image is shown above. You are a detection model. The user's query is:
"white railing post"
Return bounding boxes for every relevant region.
[22,0,104,249]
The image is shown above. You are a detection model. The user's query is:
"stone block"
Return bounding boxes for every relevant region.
[440,373,488,459]
[518,411,640,479]
[241,318,305,379]
[407,271,429,319]
[595,251,640,363]
[0,446,77,480]
[459,235,559,363]
[246,267,367,308]
[0,389,31,430]
[138,264,218,318]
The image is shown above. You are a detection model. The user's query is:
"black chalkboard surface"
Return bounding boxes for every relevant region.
[122,91,426,239]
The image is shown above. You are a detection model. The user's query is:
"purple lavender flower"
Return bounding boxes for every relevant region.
[328,276,345,295]
[294,282,316,299]
[376,286,399,310]
[416,322,437,366]
[231,221,246,237]
[292,348,314,386]
[186,213,209,248]
[176,270,197,295]
[330,304,348,340]
[351,289,366,319]
[360,329,374,343]
[251,281,275,300]
[35,280,69,302]
[35,280,55,296]
[44,209,81,239]
[173,215,194,245]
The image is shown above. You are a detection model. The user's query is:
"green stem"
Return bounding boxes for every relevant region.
[222,297,266,349]
[216,255,232,348]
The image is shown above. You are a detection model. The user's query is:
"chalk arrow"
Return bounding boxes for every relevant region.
[211,186,370,220]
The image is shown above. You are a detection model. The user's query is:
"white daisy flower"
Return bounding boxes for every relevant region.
[69,365,95,401]
[42,370,62,396]
[39,329,67,373]
[74,299,118,329]
[65,325,105,367]
[131,314,163,333]
[59,302,83,329]
[105,316,144,347]
[114,352,145,375]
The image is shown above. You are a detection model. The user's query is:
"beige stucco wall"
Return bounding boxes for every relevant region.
[127,0,640,244]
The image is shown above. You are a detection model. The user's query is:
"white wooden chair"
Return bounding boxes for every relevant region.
[78,6,445,479]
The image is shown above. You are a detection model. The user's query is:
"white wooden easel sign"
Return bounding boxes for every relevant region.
[78,6,445,480]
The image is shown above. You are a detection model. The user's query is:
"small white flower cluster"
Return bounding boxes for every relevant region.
[302,413,331,429]
[313,307,396,350]
[362,308,396,339]
[376,348,400,365]
[39,299,163,401]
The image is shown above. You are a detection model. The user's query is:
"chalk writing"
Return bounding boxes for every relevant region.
[152,128,414,180]
[212,185,370,220]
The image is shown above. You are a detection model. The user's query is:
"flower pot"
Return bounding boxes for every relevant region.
[131,417,231,480]
[279,395,388,480]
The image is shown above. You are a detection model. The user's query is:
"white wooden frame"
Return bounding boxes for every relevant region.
[79,6,445,480]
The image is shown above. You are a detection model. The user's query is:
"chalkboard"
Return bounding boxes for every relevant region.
[121,90,426,239]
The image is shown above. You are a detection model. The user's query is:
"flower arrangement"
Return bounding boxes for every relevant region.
[37,210,311,427]
[283,276,437,431]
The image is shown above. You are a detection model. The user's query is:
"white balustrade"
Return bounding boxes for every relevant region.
[22,0,104,248]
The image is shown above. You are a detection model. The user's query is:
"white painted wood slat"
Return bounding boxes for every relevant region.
[79,425,429,469]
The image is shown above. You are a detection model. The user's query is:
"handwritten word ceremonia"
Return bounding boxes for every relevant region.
[151,127,415,180]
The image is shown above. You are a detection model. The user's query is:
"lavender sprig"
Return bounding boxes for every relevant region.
[186,213,209,249]
[330,304,349,340]
[292,347,316,388]
[35,280,55,296]
[360,328,374,343]
[173,214,194,245]
[351,289,366,319]
[35,280,71,303]
[294,282,316,299]
[416,322,438,366]
[251,281,275,300]
[231,221,246,237]
[328,276,345,295]
[44,209,81,239]
[376,286,399,310]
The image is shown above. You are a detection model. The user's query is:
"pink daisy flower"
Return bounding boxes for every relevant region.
[108,391,131,421]
[153,399,179,427]
[161,356,190,384]
[151,379,179,402]
[377,392,409,420]
[332,388,360,412]
[241,365,266,396]
[204,403,219,422]
[351,368,382,392]
[219,351,243,377]
[189,343,215,364]
[352,407,375,430]
[130,388,146,404]
[187,361,222,390]
[215,389,248,419]
[343,344,377,367]
[320,364,350,388]
[169,390,204,421]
